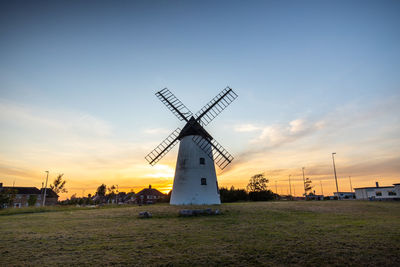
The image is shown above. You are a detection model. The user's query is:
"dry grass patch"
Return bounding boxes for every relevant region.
[0,201,399,266]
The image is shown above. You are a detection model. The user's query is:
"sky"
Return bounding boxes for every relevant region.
[0,0,399,199]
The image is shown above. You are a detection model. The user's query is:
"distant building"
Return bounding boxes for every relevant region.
[123,192,136,204]
[354,182,400,200]
[136,185,166,204]
[333,192,355,199]
[91,194,105,204]
[306,194,324,200]
[0,183,59,208]
[40,188,59,205]
[91,192,135,204]
[278,195,294,201]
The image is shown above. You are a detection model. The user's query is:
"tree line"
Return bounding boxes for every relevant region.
[59,183,137,205]
[220,173,278,202]
[1,172,310,208]
[60,173,278,205]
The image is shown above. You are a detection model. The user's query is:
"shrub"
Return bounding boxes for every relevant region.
[248,190,275,201]
[28,195,37,206]
[220,186,248,203]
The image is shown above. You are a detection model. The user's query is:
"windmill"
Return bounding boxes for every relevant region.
[145,87,238,205]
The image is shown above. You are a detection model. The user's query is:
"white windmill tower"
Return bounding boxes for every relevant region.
[145,87,238,205]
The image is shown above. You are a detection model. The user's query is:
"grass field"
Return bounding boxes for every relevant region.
[1,201,399,266]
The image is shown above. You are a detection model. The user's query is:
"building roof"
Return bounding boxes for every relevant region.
[0,186,58,197]
[334,192,355,194]
[178,117,213,140]
[123,192,135,199]
[354,186,394,190]
[41,188,59,198]
[136,185,165,197]
[1,186,41,194]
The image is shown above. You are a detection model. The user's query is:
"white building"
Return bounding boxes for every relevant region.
[170,135,220,205]
[354,182,400,200]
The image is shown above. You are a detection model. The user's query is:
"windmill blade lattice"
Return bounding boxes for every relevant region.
[192,135,234,170]
[145,128,181,165]
[195,87,238,126]
[156,88,193,122]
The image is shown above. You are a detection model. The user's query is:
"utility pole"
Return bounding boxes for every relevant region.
[302,167,306,197]
[288,175,292,196]
[42,171,49,206]
[332,152,339,199]
[293,183,296,197]
[320,181,324,195]
[349,176,353,192]
[275,180,278,194]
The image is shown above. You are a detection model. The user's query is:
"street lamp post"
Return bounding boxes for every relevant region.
[332,153,339,199]
[349,176,353,192]
[320,180,324,195]
[42,171,49,206]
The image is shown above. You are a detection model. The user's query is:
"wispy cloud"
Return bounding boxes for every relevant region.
[0,99,112,137]
[223,97,400,187]
[1,96,399,198]
[234,123,260,132]
[0,164,33,178]
[143,128,171,135]
[314,95,400,132]
[144,164,175,178]
[305,156,400,178]
[249,118,317,147]
[0,100,152,190]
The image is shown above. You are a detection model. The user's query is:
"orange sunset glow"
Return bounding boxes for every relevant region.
[1,1,400,266]
[0,0,399,201]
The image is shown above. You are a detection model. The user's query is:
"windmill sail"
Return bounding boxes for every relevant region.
[192,135,234,170]
[195,87,238,126]
[145,128,181,165]
[156,88,193,122]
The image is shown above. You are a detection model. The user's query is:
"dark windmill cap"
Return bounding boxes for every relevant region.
[178,117,213,140]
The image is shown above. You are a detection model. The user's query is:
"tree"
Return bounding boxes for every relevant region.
[0,190,10,208]
[159,190,171,203]
[28,195,37,206]
[0,188,17,208]
[50,174,68,194]
[247,173,269,192]
[96,184,106,197]
[246,174,275,201]
[107,185,116,195]
[106,185,117,203]
[304,177,313,195]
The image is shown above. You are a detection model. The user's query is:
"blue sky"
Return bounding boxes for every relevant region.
[1,0,399,198]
